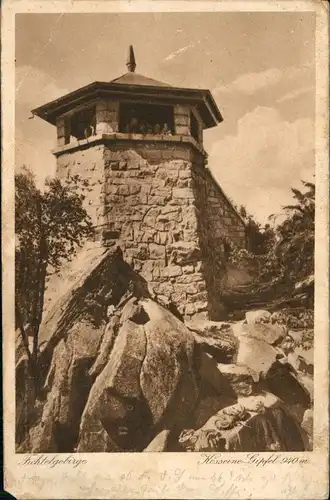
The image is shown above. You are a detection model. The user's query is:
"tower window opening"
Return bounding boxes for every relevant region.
[190,111,200,143]
[69,106,96,142]
[119,102,174,135]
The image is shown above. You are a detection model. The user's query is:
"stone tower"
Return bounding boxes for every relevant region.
[32,46,246,320]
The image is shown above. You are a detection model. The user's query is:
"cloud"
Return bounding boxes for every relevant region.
[285,64,314,83]
[16,65,65,185]
[215,68,283,95]
[276,86,314,103]
[214,64,314,102]
[16,64,68,109]
[208,106,314,223]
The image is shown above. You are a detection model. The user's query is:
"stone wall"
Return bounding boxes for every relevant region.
[95,100,119,135]
[102,141,206,319]
[191,154,246,319]
[56,116,69,147]
[56,144,106,230]
[55,139,246,320]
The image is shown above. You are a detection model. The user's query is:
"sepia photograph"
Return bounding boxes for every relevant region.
[14,9,317,457]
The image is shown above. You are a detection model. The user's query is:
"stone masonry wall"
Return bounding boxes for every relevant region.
[95,100,119,135]
[102,142,206,320]
[55,139,246,321]
[56,144,106,230]
[191,153,246,319]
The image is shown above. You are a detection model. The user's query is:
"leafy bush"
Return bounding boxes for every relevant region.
[228,181,315,296]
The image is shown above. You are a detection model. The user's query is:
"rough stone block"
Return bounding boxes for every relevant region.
[182,265,194,274]
[147,195,167,206]
[157,210,182,224]
[140,185,152,196]
[169,241,201,266]
[177,179,193,188]
[123,184,142,196]
[164,265,182,278]
[105,161,119,171]
[120,223,133,241]
[171,290,187,304]
[154,231,169,245]
[175,115,189,127]
[175,125,190,135]
[168,197,192,206]
[185,303,196,315]
[172,188,194,199]
[156,294,171,306]
[141,231,156,243]
[130,212,144,221]
[141,261,154,281]
[164,161,190,171]
[152,260,166,278]
[184,226,199,241]
[125,245,149,261]
[143,208,161,227]
[129,194,148,206]
[151,178,166,188]
[56,116,65,128]
[154,221,166,231]
[153,282,174,296]
[193,291,208,302]
[97,110,115,122]
[57,125,65,138]
[133,259,144,272]
[161,148,191,162]
[189,311,209,321]
[105,193,124,204]
[149,243,166,259]
[216,363,255,397]
[158,172,179,187]
[96,122,116,134]
[194,301,208,312]
[161,205,181,215]
[176,283,199,295]
[176,274,203,284]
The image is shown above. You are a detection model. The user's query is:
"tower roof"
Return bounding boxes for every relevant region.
[119,45,170,86]
[110,72,171,88]
[32,46,223,129]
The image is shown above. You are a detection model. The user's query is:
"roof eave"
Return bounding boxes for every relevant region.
[31,81,104,125]
[32,81,223,128]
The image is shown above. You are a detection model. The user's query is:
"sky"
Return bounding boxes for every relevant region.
[15,12,315,223]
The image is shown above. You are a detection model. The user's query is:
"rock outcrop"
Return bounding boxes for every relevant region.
[179,393,306,452]
[17,246,200,452]
[186,320,239,363]
[76,298,199,452]
[16,244,313,454]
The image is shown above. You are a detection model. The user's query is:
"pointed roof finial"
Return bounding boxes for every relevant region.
[126,45,136,73]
